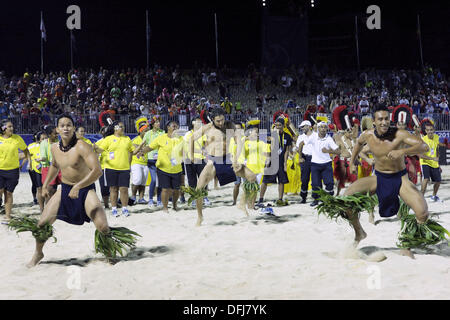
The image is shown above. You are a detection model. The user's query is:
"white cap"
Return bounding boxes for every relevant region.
[299,120,312,127]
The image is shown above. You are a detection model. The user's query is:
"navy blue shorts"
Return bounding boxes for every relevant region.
[29,170,43,188]
[98,169,110,196]
[56,183,95,225]
[105,168,130,188]
[262,166,289,184]
[0,168,20,193]
[209,155,237,186]
[422,165,441,182]
[157,168,182,190]
[375,169,407,218]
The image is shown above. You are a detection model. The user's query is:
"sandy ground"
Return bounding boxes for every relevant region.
[1,167,450,300]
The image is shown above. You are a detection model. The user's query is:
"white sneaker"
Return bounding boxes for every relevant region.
[111,208,120,217]
[259,207,275,216]
[203,197,211,206]
[122,208,130,217]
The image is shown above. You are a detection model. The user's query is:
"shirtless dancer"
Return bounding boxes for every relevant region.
[344,104,429,257]
[190,108,258,226]
[27,114,110,267]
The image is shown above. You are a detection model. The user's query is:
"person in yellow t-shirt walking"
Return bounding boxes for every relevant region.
[130,121,150,205]
[143,116,165,207]
[0,120,31,220]
[95,121,134,217]
[237,120,269,209]
[420,123,442,201]
[27,131,47,213]
[136,120,184,213]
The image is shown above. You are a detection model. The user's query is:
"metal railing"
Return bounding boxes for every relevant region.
[9,112,450,134]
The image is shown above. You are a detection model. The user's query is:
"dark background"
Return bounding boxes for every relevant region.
[0,0,448,75]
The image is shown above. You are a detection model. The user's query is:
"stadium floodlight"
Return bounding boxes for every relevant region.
[262,0,266,7]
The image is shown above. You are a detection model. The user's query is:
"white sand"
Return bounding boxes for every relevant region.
[1,167,450,300]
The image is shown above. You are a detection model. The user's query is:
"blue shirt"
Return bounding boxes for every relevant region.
[0,105,8,119]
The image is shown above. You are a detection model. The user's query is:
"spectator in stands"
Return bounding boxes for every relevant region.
[359,95,370,114]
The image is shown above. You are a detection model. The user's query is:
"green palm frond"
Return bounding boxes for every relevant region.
[95,227,141,258]
[8,216,56,243]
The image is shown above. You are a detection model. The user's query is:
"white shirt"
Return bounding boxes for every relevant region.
[304,132,339,164]
[399,98,409,105]
[281,76,292,88]
[296,133,313,156]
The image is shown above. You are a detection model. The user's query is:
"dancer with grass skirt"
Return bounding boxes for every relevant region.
[185,108,259,226]
[12,114,139,267]
[340,104,435,258]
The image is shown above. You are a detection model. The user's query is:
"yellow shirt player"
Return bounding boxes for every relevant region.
[130,122,150,204]
[237,133,269,181]
[135,120,184,213]
[0,120,31,220]
[0,134,28,171]
[94,127,111,209]
[419,123,442,201]
[27,131,47,211]
[94,122,134,217]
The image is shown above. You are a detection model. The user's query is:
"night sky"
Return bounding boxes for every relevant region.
[0,0,448,76]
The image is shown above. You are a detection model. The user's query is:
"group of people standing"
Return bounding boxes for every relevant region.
[0,103,444,226]
[0,101,446,264]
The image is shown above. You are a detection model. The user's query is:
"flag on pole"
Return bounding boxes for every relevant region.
[71,31,77,52]
[146,12,151,41]
[40,14,47,41]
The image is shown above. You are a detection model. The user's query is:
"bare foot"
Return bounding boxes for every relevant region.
[162,208,169,214]
[196,217,203,227]
[398,249,415,259]
[27,252,44,268]
[368,212,375,225]
[353,229,367,247]
[237,202,249,216]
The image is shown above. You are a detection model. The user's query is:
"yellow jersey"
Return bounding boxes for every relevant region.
[238,139,270,174]
[149,134,184,174]
[183,130,206,160]
[80,137,93,146]
[0,134,28,170]
[420,134,440,168]
[131,135,148,166]
[28,142,42,173]
[96,135,133,171]
[95,138,108,170]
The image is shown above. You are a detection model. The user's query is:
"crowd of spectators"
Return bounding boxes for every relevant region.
[0,63,448,134]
